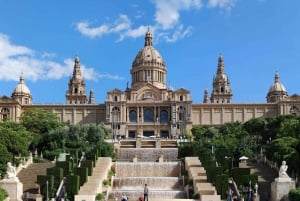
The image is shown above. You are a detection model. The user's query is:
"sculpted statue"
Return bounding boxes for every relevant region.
[6,162,16,179]
[279,161,289,178]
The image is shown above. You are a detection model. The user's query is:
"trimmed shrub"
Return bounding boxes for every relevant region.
[56,161,72,176]
[81,160,93,176]
[215,174,229,199]
[37,175,54,199]
[289,188,300,201]
[47,167,63,187]
[96,193,105,201]
[0,188,8,201]
[75,167,88,186]
[66,175,80,201]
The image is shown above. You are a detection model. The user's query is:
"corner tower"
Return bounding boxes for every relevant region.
[66,56,87,104]
[130,28,167,89]
[11,72,32,105]
[210,54,233,103]
[266,71,288,103]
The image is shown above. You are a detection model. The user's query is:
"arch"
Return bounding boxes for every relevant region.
[160,110,168,123]
[1,107,10,121]
[129,110,137,122]
[180,95,184,101]
[144,108,154,122]
[178,106,185,121]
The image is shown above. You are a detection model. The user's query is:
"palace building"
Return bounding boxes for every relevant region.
[1,30,300,138]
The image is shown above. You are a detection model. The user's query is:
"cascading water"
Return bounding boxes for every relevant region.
[109,146,187,200]
[117,148,178,161]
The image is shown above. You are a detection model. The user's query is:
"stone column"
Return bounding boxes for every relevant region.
[0,178,23,201]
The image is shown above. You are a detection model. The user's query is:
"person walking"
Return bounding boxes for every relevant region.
[144,184,149,201]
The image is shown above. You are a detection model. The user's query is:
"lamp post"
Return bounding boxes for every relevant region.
[178,107,185,140]
[255,183,258,193]
[46,180,49,201]
[112,107,119,141]
[225,156,233,169]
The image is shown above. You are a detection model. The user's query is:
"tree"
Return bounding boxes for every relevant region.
[0,144,12,177]
[278,116,300,138]
[40,123,111,160]
[20,108,62,135]
[0,121,32,156]
[266,137,299,176]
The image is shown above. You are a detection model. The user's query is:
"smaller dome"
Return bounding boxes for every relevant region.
[13,73,31,95]
[268,72,287,94]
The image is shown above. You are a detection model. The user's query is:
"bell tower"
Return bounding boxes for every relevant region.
[210,54,233,103]
[66,56,87,104]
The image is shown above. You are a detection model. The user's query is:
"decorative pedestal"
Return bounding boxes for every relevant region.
[271,177,295,201]
[0,178,23,201]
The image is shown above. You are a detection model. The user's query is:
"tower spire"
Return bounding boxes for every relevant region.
[65,55,87,104]
[144,26,153,46]
[210,54,233,104]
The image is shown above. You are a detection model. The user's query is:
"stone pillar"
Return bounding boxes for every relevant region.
[158,155,164,163]
[133,155,138,163]
[136,138,141,148]
[0,178,23,201]
[271,177,295,201]
[155,139,161,148]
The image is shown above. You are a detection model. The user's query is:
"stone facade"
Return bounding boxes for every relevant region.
[1,30,300,138]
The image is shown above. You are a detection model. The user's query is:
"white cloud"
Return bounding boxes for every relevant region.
[0,33,123,82]
[0,34,33,60]
[152,0,202,29]
[75,0,238,43]
[207,0,238,10]
[76,21,110,38]
[164,25,193,43]
[75,1,201,43]
[76,15,131,39]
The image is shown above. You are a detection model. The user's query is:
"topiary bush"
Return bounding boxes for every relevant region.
[0,188,8,201]
[289,188,300,201]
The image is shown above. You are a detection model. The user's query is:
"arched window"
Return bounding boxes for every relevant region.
[114,96,118,102]
[221,87,224,93]
[160,110,168,123]
[178,106,185,121]
[129,110,137,122]
[1,108,10,121]
[144,109,154,122]
[180,95,184,101]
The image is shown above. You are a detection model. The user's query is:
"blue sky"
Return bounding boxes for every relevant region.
[0,0,299,104]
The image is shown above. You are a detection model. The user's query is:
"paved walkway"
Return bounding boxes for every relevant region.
[241,161,277,201]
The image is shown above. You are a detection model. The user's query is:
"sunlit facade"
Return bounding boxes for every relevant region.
[1,30,300,138]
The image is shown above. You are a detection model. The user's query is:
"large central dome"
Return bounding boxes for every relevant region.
[130,29,167,89]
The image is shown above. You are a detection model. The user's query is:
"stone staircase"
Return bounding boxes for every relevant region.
[17,162,55,200]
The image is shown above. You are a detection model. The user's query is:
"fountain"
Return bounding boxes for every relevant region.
[108,140,186,200]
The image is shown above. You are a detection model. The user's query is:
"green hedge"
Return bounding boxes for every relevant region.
[66,175,80,201]
[0,188,8,201]
[68,149,79,162]
[56,161,72,176]
[37,175,54,199]
[215,174,229,199]
[75,167,88,186]
[232,168,250,180]
[234,174,258,188]
[81,160,93,176]
[47,167,63,187]
[86,149,98,167]
[206,166,223,183]
[289,188,300,201]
